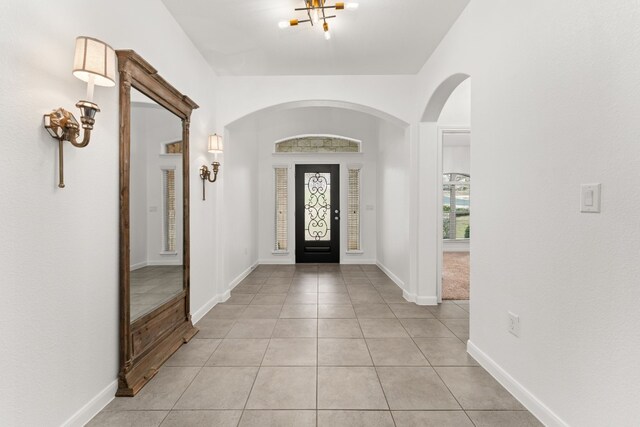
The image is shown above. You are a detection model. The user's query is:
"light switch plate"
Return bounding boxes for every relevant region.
[581,184,601,213]
[508,312,520,337]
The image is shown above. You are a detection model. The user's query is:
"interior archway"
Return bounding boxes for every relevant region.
[221,102,413,297]
[416,74,471,306]
[421,73,471,123]
[225,99,409,130]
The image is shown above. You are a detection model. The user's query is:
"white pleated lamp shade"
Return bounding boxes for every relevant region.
[72,36,116,87]
[208,134,224,153]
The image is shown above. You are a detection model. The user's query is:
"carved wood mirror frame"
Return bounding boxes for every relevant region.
[116,50,198,396]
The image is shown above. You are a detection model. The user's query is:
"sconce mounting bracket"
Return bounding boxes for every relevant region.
[43,101,100,188]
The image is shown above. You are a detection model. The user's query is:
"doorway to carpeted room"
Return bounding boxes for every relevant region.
[443,251,469,300]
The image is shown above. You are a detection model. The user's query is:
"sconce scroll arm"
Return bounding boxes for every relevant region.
[200,163,220,183]
[67,127,92,148]
[199,162,220,200]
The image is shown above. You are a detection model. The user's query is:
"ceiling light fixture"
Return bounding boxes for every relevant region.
[278,1,359,40]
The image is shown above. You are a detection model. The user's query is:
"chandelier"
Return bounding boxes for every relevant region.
[279,1,359,40]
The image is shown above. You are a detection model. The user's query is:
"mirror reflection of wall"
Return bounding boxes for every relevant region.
[130,88,184,321]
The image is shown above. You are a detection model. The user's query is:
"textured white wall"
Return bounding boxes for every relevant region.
[217,75,417,128]
[377,122,411,288]
[417,1,640,425]
[0,1,217,425]
[224,119,260,286]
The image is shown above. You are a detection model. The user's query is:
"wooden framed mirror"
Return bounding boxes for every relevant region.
[116,50,198,396]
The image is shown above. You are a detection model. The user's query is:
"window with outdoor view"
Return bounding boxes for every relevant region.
[443,173,470,240]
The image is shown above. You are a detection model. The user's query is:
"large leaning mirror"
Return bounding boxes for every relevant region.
[129,88,184,321]
[117,50,198,396]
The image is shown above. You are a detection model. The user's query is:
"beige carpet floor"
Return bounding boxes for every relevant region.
[443,252,470,300]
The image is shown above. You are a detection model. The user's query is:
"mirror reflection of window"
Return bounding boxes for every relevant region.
[165,141,182,154]
[163,169,176,253]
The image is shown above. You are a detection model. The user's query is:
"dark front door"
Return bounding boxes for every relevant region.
[295,164,340,263]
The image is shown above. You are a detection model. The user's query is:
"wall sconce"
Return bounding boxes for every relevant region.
[43,36,116,188]
[200,134,223,200]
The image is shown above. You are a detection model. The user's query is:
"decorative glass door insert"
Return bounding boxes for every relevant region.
[295,165,340,263]
[304,172,331,241]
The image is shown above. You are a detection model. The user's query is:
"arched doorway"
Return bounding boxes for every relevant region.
[417,74,471,306]
[221,100,412,296]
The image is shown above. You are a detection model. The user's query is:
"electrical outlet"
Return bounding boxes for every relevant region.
[508,312,520,337]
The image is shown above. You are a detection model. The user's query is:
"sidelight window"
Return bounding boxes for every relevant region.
[274,167,289,251]
[347,167,361,251]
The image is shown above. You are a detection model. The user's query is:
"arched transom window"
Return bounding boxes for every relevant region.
[275,136,361,153]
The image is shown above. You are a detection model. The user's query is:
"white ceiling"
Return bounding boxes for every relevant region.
[161,0,469,76]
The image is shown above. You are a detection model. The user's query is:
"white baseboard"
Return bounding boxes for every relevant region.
[257,258,294,265]
[61,380,118,427]
[191,289,230,324]
[130,260,183,271]
[228,261,259,290]
[401,290,437,306]
[402,289,416,303]
[416,295,438,305]
[130,261,147,271]
[341,258,377,265]
[377,261,438,306]
[376,261,405,289]
[377,262,438,305]
[467,341,568,427]
[192,261,257,323]
[147,260,182,266]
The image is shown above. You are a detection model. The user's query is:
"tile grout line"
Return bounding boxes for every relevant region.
[347,265,398,424]
[358,316,398,426]
[235,269,277,427]
[377,279,401,427]
[156,265,478,426]
[315,272,319,425]
[394,303,475,424]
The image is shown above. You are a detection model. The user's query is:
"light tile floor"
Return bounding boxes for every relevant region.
[90,264,542,427]
[130,266,183,321]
